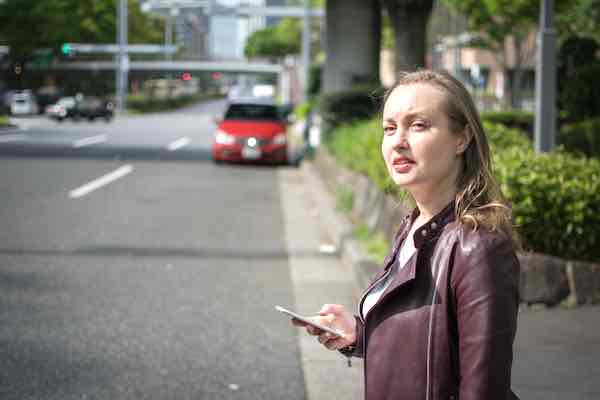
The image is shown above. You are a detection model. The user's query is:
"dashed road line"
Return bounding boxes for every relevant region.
[167,136,190,151]
[73,134,107,148]
[0,133,26,143]
[69,164,133,199]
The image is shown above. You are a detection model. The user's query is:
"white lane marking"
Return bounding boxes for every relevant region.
[0,133,26,142]
[73,134,107,148]
[69,164,133,199]
[167,136,190,151]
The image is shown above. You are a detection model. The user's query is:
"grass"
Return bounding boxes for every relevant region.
[0,115,10,127]
[355,224,390,264]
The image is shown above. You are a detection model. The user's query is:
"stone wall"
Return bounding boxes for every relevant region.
[312,149,600,307]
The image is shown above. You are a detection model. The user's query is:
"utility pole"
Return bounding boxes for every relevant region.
[301,0,311,103]
[116,0,129,112]
[534,0,556,153]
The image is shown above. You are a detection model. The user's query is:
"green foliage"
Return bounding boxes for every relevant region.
[0,0,164,60]
[293,100,314,120]
[441,0,539,52]
[244,18,301,59]
[557,63,600,122]
[307,64,322,98]
[324,118,399,196]
[126,92,220,113]
[0,115,10,126]
[335,185,355,214]
[494,146,600,262]
[319,85,383,133]
[481,111,534,135]
[485,121,533,150]
[556,0,600,43]
[558,118,600,158]
[355,224,390,264]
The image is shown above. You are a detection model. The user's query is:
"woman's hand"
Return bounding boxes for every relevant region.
[292,304,357,350]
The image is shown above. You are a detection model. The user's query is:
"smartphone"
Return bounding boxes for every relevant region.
[275,305,346,338]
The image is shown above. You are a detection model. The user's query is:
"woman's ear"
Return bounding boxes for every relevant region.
[456,125,473,155]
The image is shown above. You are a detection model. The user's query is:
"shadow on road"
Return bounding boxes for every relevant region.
[0,144,214,162]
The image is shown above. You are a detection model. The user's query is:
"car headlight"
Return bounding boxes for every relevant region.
[215,130,236,145]
[272,133,287,145]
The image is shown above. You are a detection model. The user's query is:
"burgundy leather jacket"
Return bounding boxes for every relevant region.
[351,202,520,400]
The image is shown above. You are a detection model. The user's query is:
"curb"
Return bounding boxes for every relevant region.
[303,149,600,307]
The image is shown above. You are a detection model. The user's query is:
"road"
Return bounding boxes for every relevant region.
[0,101,314,400]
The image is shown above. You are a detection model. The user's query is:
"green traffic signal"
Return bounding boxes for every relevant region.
[61,43,71,55]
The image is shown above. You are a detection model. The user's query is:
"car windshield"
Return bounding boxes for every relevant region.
[58,98,75,107]
[224,104,280,121]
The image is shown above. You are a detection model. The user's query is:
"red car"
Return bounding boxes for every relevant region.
[212,101,288,164]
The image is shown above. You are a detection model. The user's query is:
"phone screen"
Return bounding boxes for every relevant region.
[275,305,345,338]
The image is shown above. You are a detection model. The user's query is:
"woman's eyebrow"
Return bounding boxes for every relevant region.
[384,111,428,122]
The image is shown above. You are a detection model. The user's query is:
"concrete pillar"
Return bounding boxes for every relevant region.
[323,0,380,94]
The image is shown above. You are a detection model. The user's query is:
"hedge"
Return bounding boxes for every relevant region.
[326,117,600,263]
[319,85,384,134]
[558,118,600,159]
[126,93,221,113]
[481,110,534,135]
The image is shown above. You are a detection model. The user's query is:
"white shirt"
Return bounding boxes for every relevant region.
[361,223,418,319]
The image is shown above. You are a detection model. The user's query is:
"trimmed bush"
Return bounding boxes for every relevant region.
[481,110,534,136]
[127,93,220,113]
[558,63,600,122]
[558,118,600,159]
[324,118,398,196]
[494,146,600,262]
[319,85,383,134]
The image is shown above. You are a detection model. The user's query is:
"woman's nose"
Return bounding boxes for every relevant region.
[392,128,409,149]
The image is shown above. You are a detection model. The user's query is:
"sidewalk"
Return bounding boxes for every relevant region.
[278,167,363,400]
[289,159,600,400]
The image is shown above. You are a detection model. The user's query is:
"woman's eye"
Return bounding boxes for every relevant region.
[383,126,395,135]
[410,121,427,131]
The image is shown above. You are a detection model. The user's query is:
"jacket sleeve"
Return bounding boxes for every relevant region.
[451,229,520,400]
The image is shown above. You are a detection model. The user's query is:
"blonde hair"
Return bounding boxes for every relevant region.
[384,70,515,238]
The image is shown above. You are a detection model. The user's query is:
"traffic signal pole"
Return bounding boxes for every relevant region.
[116,0,129,113]
[534,0,556,153]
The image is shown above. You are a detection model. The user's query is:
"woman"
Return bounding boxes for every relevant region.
[292,70,520,400]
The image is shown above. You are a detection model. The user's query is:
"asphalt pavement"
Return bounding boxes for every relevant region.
[0,103,310,400]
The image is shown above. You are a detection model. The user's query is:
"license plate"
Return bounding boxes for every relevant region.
[242,146,261,160]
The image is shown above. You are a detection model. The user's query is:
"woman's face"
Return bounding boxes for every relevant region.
[381,83,468,197]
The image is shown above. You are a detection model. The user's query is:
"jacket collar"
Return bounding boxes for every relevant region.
[410,200,456,249]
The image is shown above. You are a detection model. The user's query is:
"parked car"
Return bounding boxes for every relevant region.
[76,96,114,122]
[212,100,288,165]
[45,97,77,121]
[10,91,38,115]
[46,96,113,122]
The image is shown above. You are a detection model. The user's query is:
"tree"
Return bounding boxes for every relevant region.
[442,0,544,108]
[0,0,163,61]
[556,0,600,44]
[244,18,302,59]
[382,0,435,73]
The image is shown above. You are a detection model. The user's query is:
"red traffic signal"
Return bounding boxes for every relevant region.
[211,72,222,80]
[181,72,191,81]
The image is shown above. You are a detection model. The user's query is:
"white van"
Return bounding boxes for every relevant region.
[10,92,38,115]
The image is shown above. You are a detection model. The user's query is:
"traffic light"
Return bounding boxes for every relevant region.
[61,43,72,56]
[181,72,191,81]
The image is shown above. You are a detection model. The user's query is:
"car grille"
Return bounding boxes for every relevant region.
[235,136,270,146]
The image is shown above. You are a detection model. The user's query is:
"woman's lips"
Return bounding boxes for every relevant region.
[391,156,414,173]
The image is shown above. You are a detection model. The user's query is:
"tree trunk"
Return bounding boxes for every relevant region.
[511,36,524,109]
[383,0,434,74]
